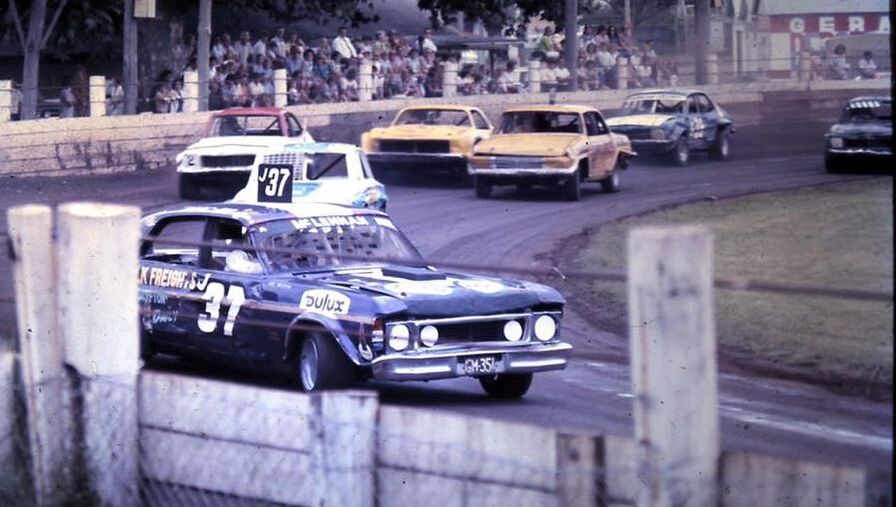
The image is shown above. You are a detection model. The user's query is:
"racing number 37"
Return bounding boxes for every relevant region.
[198,282,245,336]
[257,163,294,203]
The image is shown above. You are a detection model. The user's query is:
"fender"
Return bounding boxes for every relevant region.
[283,313,364,366]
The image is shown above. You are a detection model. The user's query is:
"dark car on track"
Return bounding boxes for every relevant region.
[606,89,734,166]
[139,203,571,398]
[824,96,892,173]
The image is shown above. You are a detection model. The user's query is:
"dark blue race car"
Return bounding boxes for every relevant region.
[606,89,734,166]
[139,202,571,398]
[824,96,892,173]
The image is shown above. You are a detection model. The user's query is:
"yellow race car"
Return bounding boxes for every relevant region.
[361,105,493,180]
[468,104,635,201]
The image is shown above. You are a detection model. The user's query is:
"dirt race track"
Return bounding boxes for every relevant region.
[0,112,891,492]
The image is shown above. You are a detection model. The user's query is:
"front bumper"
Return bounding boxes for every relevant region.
[826,147,892,157]
[367,152,468,169]
[370,341,572,381]
[629,138,677,154]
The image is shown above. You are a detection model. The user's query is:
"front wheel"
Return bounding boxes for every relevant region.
[669,137,690,166]
[709,130,730,160]
[474,176,492,198]
[600,171,620,193]
[178,174,201,200]
[479,373,533,399]
[824,153,842,173]
[563,173,581,201]
[299,333,355,392]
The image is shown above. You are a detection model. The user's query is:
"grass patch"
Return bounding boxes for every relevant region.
[577,179,893,390]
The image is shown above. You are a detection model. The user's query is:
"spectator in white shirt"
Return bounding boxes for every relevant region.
[332,27,358,59]
[253,32,268,57]
[271,28,287,59]
[418,28,437,53]
[235,31,252,67]
[858,51,877,79]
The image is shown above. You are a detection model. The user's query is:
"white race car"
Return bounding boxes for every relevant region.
[175,107,314,199]
[231,142,388,212]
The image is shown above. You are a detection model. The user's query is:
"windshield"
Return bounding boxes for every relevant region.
[841,101,892,123]
[292,152,349,180]
[252,216,422,272]
[209,115,282,137]
[498,112,582,134]
[395,109,470,126]
[620,98,685,115]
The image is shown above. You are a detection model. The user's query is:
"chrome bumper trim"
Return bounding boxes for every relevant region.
[827,148,892,156]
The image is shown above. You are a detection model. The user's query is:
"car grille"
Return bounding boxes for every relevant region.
[379,140,450,153]
[622,129,652,141]
[491,156,545,169]
[263,152,300,166]
[844,138,891,150]
[201,154,256,167]
[432,320,513,345]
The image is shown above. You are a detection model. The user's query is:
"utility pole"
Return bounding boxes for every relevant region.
[564,0,578,92]
[123,0,138,114]
[197,0,212,111]
[624,0,631,31]
[694,0,710,84]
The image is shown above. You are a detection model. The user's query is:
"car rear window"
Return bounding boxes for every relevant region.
[209,115,282,136]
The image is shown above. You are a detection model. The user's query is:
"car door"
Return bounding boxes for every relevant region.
[696,93,720,145]
[584,111,616,178]
[470,109,493,142]
[140,217,210,353]
[187,218,266,360]
[686,94,709,149]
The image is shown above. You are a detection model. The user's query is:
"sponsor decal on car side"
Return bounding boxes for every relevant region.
[300,289,351,315]
[139,266,211,291]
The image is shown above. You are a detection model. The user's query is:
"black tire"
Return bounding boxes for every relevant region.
[178,174,201,200]
[516,182,532,194]
[563,173,581,201]
[669,136,690,166]
[139,334,156,362]
[709,129,730,160]
[474,176,492,198]
[298,332,355,392]
[824,153,842,173]
[479,373,534,399]
[600,170,620,193]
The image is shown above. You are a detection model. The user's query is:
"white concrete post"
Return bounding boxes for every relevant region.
[0,80,11,122]
[706,53,719,85]
[89,75,106,117]
[616,57,629,90]
[359,61,373,102]
[57,202,141,507]
[527,60,541,93]
[311,391,378,507]
[8,205,73,506]
[273,68,288,108]
[443,61,458,98]
[183,70,199,113]
[628,225,719,507]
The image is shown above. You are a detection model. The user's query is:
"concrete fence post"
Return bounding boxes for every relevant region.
[527,60,541,93]
[183,71,199,113]
[8,205,74,506]
[359,61,373,102]
[57,202,141,507]
[628,225,719,507]
[443,61,458,98]
[616,57,629,90]
[706,53,719,85]
[311,391,378,507]
[89,75,106,117]
[0,79,11,122]
[273,68,287,108]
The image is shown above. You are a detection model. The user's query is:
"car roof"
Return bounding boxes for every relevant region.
[398,104,480,112]
[625,88,704,99]
[501,104,595,114]
[265,142,361,154]
[212,107,285,117]
[144,202,385,228]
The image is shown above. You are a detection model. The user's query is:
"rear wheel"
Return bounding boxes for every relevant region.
[474,176,492,198]
[600,171,620,193]
[563,173,581,201]
[670,137,690,166]
[299,332,355,392]
[479,373,533,399]
[139,334,156,362]
[516,182,532,194]
[709,129,730,160]
[178,174,201,200]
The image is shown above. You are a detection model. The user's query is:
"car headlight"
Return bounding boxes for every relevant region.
[533,315,557,342]
[388,324,410,351]
[503,320,523,342]
[650,128,667,140]
[420,325,439,347]
[830,137,844,148]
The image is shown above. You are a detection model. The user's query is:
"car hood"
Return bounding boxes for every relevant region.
[605,114,675,128]
[367,125,473,140]
[474,134,579,157]
[828,122,892,138]
[310,265,564,317]
[231,179,382,206]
